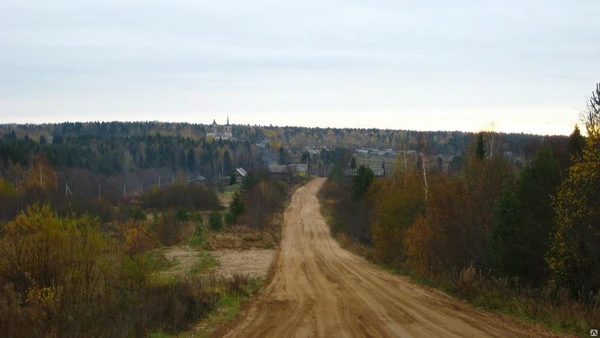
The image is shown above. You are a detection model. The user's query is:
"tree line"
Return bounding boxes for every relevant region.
[2,121,562,162]
[320,84,600,333]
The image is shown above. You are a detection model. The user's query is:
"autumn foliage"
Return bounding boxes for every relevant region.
[369,172,424,266]
[0,203,255,337]
[548,129,600,300]
[321,89,600,332]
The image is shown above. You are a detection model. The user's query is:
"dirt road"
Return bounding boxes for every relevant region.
[221,178,549,337]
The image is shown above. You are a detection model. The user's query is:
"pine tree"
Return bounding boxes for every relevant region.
[186,148,196,172]
[476,133,487,160]
[278,146,286,165]
[352,165,375,201]
[487,147,562,285]
[223,150,232,174]
[568,125,586,165]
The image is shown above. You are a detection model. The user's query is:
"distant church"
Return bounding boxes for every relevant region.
[207,115,233,141]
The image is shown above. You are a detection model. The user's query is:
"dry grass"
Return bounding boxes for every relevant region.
[447,265,600,333]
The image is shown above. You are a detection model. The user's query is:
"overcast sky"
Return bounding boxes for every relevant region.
[1,1,599,135]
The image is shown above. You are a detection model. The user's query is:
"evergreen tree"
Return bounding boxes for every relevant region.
[567,125,586,165]
[476,133,487,160]
[178,150,186,170]
[487,147,562,285]
[352,165,375,201]
[223,150,232,174]
[278,146,286,165]
[301,150,310,163]
[186,148,196,172]
[209,210,223,231]
[328,164,344,182]
[225,191,245,225]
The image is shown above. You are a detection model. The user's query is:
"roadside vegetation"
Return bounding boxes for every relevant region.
[319,85,600,334]
[0,203,256,337]
[0,156,295,337]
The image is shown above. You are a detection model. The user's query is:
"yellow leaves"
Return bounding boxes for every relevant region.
[547,135,600,288]
[3,203,57,237]
[118,221,160,256]
[0,204,107,292]
[26,286,54,308]
[403,215,433,276]
[369,162,503,274]
[403,175,468,274]
[368,172,425,265]
[21,154,57,191]
[264,129,278,141]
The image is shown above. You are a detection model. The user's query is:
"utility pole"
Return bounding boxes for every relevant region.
[403,144,408,173]
[65,173,72,196]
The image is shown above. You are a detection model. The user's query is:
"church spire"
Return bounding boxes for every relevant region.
[227,114,230,126]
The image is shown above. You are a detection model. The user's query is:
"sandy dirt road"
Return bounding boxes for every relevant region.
[221,178,550,338]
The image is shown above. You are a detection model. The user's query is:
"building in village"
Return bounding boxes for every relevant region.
[234,167,247,183]
[207,115,233,141]
[268,164,308,179]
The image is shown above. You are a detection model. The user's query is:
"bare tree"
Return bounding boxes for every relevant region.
[483,122,499,158]
[585,83,600,138]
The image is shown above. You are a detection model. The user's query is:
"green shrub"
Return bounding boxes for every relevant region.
[175,207,190,222]
[189,221,206,247]
[225,191,245,225]
[208,211,223,231]
[131,207,146,221]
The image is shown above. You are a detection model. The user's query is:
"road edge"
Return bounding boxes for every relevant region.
[209,179,309,338]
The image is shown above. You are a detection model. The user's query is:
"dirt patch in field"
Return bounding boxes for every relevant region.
[209,229,277,250]
[218,195,232,208]
[212,249,276,279]
[155,244,276,280]
[157,246,202,277]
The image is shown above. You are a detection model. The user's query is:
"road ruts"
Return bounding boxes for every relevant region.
[220,178,553,338]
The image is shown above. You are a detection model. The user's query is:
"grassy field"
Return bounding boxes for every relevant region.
[217,183,241,207]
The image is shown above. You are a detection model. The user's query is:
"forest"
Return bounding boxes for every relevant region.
[0,119,561,214]
[0,143,293,336]
[319,85,600,334]
[0,92,597,335]
[1,120,554,174]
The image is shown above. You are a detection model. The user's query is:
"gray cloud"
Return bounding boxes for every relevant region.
[1,0,599,134]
